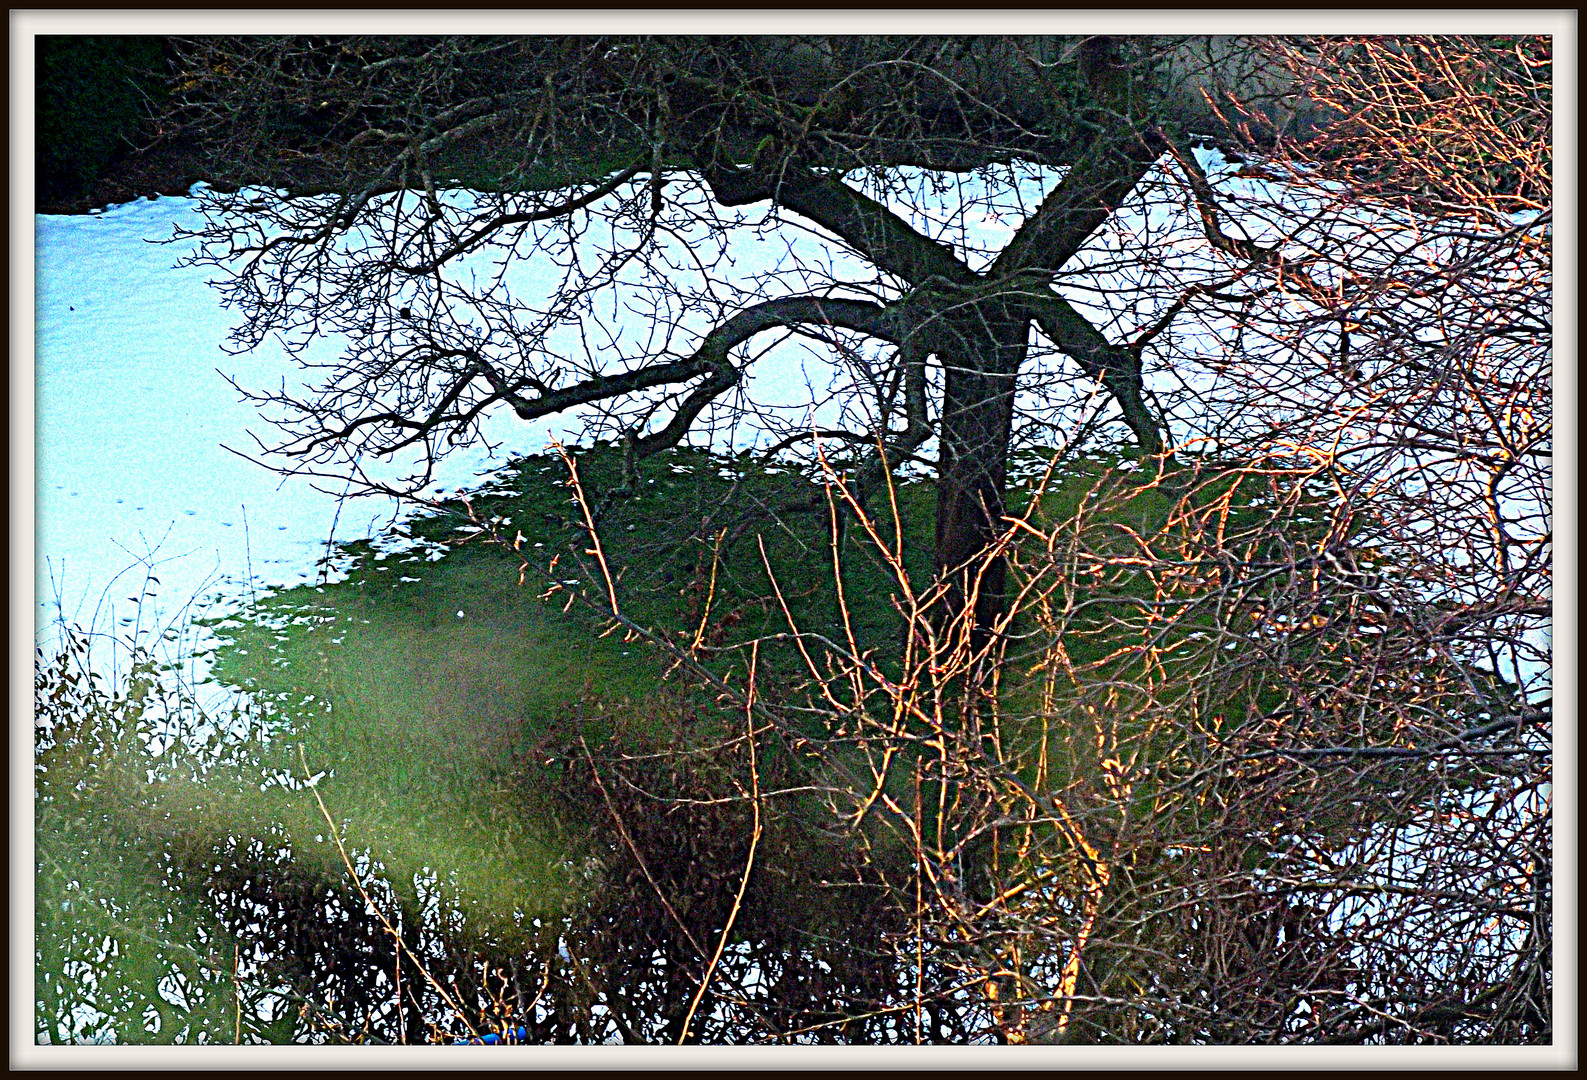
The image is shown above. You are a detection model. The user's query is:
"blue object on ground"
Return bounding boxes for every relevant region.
[452,1025,529,1045]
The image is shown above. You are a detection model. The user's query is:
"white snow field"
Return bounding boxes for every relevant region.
[35,194,537,651]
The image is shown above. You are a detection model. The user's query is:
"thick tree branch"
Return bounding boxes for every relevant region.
[1028,294,1163,455]
[692,155,976,289]
[1163,131,1275,263]
[989,127,1161,281]
[510,296,899,429]
[990,39,1165,280]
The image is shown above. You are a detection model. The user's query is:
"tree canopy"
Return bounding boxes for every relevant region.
[166,35,1357,629]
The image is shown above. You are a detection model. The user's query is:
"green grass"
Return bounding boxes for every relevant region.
[192,445,937,920]
[186,442,1421,925]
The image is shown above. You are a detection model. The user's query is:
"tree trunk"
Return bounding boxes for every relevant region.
[932,304,1029,638]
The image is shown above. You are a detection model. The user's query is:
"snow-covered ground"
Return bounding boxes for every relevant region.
[34,196,540,651]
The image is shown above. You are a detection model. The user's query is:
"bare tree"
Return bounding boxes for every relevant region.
[39,34,1545,1045]
[513,32,1550,1043]
[168,35,1340,630]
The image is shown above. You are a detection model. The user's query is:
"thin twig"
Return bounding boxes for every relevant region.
[297,745,479,1042]
[678,641,765,1044]
[578,736,708,962]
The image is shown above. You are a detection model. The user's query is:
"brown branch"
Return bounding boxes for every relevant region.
[677,649,764,1044]
[396,159,649,275]
[693,154,978,289]
[579,736,709,963]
